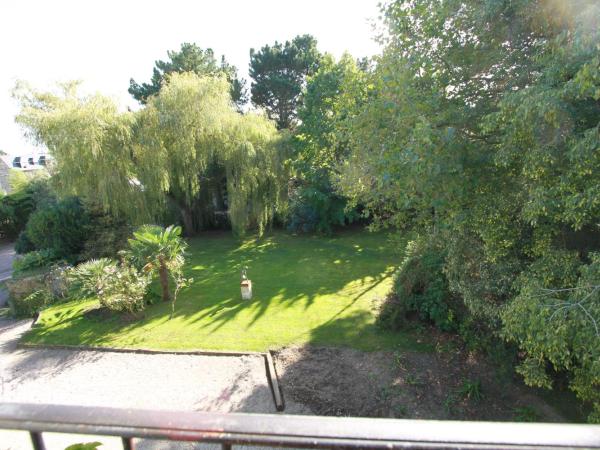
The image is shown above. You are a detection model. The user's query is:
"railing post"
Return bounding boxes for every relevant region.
[30,431,46,450]
[221,444,232,450]
[122,437,134,450]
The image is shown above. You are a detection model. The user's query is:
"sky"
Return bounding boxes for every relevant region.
[0,0,383,157]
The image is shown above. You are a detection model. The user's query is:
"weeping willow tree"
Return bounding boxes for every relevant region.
[13,81,146,220]
[13,74,286,235]
[134,72,285,235]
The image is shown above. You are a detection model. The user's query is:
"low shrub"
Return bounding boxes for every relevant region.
[66,258,116,298]
[11,289,53,317]
[0,177,54,241]
[13,249,60,274]
[378,236,459,332]
[286,181,358,234]
[95,264,150,313]
[14,231,36,254]
[23,197,90,260]
[67,258,150,313]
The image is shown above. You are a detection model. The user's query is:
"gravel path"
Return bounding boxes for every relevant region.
[0,319,309,450]
[0,242,15,307]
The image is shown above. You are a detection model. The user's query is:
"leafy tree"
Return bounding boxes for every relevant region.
[135,73,287,235]
[14,81,142,220]
[289,53,369,233]
[337,0,600,420]
[129,42,247,108]
[249,34,321,129]
[14,74,286,236]
[123,224,187,304]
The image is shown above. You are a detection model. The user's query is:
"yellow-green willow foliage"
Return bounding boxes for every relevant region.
[135,73,285,235]
[13,81,146,219]
[14,74,286,235]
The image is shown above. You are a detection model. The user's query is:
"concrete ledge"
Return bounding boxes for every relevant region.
[17,342,264,357]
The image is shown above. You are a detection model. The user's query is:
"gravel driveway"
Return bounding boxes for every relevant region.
[0,319,309,450]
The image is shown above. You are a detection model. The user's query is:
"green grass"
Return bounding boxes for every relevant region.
[24,229,429,352]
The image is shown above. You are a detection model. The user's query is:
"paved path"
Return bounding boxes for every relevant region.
[0,242,15,308]
[0,319,308,450]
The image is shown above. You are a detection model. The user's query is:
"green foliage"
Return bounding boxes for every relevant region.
[24,197,90,260]
[8,169,30,192]
[94,263,150,313]
[250,34,321,129]
[13,249,60,274]
[458,379,483,403]
[134,73,286,235]
[15,230,36,254]
[0,177,54,240]
[502,251,600,421]
[129,42,246,108]
[378,236,457,331]
[335,0,600,421]
[288,54,368,233]
[513,406,540,423]
[67,257,149,313]
[122,224,187,305]
[14,74,286,236]
[64,443,102,450]
[80,206,132,260]
[66,258,115,298]
[11,289,53,317]
[14,81,141,220]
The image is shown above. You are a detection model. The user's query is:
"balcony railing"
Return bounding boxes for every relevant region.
[1,402,600,450]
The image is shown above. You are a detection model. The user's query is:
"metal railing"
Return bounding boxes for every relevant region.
[1,402,600,450]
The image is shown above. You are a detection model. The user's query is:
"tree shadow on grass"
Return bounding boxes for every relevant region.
[25,230,401,351]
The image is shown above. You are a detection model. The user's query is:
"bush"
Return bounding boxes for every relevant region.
[66,258,116,298]
[13,249,60,274]
[0,178,54,240]
[67,258,150,313]
[502,251,600,422]
[24,197,90,260]
[286,181,358,234]
[11,289,53,317]
[378,236,458,331]
[95,264,150,313]
[79,207,132,260]
[14,231,36,254]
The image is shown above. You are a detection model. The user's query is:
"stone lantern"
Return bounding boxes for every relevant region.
[241,267,252,300]
[241,279,252,300]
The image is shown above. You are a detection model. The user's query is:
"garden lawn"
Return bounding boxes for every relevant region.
[24,230,428,352]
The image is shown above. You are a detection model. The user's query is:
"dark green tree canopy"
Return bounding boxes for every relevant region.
[249,34,321,129]
[129,42,247,107]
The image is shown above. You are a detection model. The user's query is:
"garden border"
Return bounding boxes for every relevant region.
[17,342,286,411]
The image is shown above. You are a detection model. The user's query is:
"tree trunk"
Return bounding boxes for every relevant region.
[158,256,170,302]
[180,204,194,237]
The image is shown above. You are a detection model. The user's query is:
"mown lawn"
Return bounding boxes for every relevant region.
[24,229,428,352]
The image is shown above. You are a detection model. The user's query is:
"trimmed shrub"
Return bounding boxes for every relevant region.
[286,180,358,234]
[24,197,90,260]
[67,258,150,313]
[13,249,60,274]
[378,236,458,332]
[14,231,36,254]
[0,177,54,241]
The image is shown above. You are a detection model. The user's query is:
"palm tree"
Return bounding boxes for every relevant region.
[123,225,187,303]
